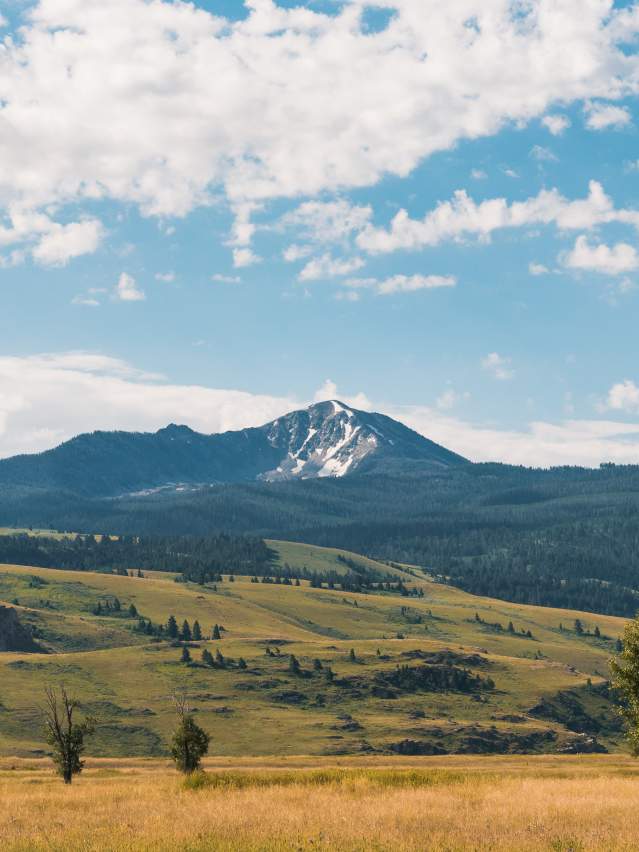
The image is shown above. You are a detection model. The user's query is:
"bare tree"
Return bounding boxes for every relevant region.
[43,686,95,784]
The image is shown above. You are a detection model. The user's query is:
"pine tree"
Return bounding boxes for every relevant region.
[215,649,225,668]
[181,620,192,642]
[349,648,356,662]
[167,615,179,639]
[201,649,214,666]
[288,654,301,675]
[181,647,191,664]
[170,695,209,774]
[238,657,247,669]
[192,621,202,641]
[507,621,515,633]
[212,624,221,640]
[129,603,138,618]
[594,625,601,638]
[574,619,584,635]
[611,617,639,752]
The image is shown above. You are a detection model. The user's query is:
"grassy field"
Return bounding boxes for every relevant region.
[0,539,628,760]
[2,754,639,850]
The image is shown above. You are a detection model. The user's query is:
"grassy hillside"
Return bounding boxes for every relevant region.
[0,540,628,759]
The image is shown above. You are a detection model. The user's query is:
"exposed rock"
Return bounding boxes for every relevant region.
[0,606,43,652]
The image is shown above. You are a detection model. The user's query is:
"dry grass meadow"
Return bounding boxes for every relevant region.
[2,754,639,851]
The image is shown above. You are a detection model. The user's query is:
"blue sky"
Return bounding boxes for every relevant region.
[2,0,639,465]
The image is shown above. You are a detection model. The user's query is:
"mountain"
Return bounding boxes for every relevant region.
[0,400,467,498]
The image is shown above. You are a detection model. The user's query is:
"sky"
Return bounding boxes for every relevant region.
[2,0,639,466]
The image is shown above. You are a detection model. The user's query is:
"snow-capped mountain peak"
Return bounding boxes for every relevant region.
[259,400,463,481]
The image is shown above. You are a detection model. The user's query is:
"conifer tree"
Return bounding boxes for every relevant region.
[202,649,214,666]
[349,648,356,662]
[212,624,221,640]
[167,615,179,639]
[181,646,192,663]
[215,649,225,667]
[192,620,202,641]
[129,603,138,618]
[170,695,210,774]
[611,617,639,752]
[238,657,247,669]
[181,620,192,642]
[288,654,301,675]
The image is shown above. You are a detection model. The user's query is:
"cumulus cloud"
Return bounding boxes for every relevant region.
[481,352,514,381]
[155,272,175,283]
[541,114,571,135]
[115,272,145,302]
[0,0,638,260]
[1,351,639,467]
[281,200,372,244]
[584,101,632,130]
[356,181,639,255]
[312,378,371,411]
[603,380,639,413]
[233,248,261,268]
[283,244,313,263]
[563,236,639,276]
[0,210,103,266]
[299,254,365,281]
[529,262,549,275]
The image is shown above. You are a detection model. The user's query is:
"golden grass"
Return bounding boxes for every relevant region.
[2,756,639,850]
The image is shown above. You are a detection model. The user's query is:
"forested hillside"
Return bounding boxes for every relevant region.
[2,462,639,616]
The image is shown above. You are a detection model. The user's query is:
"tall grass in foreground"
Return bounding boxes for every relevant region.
[183,767,470,790]
[3,759,639,850]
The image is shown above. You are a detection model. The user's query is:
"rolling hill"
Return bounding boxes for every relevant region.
[0,540,627,759]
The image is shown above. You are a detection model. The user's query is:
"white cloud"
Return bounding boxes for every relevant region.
[115,272,145,302]
[603,380,639,413]
[71,295,100,307]
[530,145,558,162]
[2,351,639,467]
[356,181,639,255]
[211,273,241,284]
[481,352,514,381]
[281,200,372,244]
[584,101,632,130]
[529,262,549,275]
[155,272,175,283]
[563,236,639,276]
[541,114,571,135]
[503,168,519,179]
[471,169,487,180]
[345,273,456,296]
[299,254,365,281]
[233,248,261,268]
[312,378,371,411]
[283,244,313,263]
[0,0,638,257]
[435,388,469,411]
[0,209,103,266]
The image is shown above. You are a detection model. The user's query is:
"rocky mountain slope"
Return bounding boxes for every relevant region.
[0,401,467,497]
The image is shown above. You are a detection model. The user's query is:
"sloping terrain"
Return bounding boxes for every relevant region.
[0,401,466,498]
[0,540,627,759]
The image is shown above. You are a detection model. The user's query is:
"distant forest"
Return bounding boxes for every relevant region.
[3,461,639,617]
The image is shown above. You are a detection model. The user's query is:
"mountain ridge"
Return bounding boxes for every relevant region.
[0,400,467,498]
